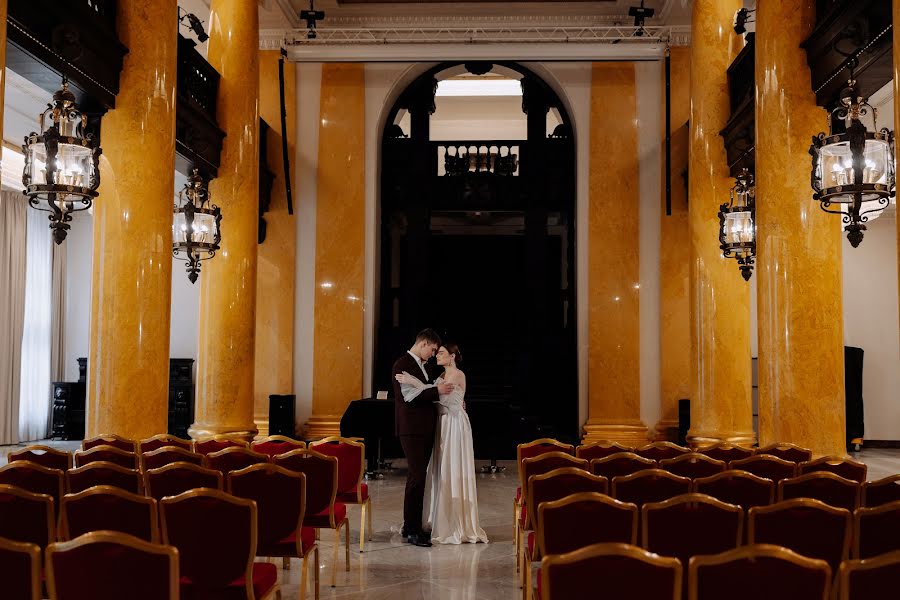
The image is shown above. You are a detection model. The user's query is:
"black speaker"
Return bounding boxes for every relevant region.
[269,394,296,437]
[844,346,864,449]
[677,399,690,446]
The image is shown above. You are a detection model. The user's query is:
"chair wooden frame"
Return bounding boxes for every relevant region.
[206,446,270,474]
[0,536,41,600]
[82,434,139,453]
[140,446,207,471]
[692,469,775,508]
[74,445,140,470]
[777,471,860,511]
[541,542,681,600]
[60,485,159,542]
[799,456,868,484]
[729,454,798,481]
[66,461,143,495]
[852,499,900,559]
[192,434,251,455]
[0,461,65,511]
[756,442,813,463]
[696,442,754,463]
[748,498,852,569]
[610,468,693,502]
[658,453,726,479]
[0,483,56,545]
[251,435,307,455]
[687,543,831,600]
[861,474,900,507]
[836,549,900,600]
[575,441,633,460]
[641,492,743,552]
[634,442,691,461]
[139,434,193,453]
[46,530,179,600]
[142,462,224,500]
[8,445,73,471]
[589,452,657,478]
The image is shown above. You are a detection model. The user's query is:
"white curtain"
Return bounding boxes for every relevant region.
[50,240,67,432]
[19,204,53,441]
[0,192,27,445]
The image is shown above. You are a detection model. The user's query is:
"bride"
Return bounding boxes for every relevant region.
[395,343,489,544]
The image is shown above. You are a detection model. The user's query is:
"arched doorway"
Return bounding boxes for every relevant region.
[375,62,578,451]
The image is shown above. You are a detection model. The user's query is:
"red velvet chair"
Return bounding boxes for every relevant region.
[688,544,831,600]
[799,456,867,484]
[139,434,192,453]
[778,472,860,512]
[862,474,900,507]
[82,434,138,453]
[693,470,775,511]
[696,443,753,464]
[250,435,306,458]
[0,536,41,600]
[8,445,72,471]
[67,462,142,495]
[60,485,158,543]
[0,461,64,517]
[206,447,269,476]
[229,464,319,600]
[575,441,633,461]
[729,455,797,483]
[590,452,657,480]
[634,442,690,462]
[756,442,813,463]
[273,448,349,587]
[143,462,223,501]
[140,446,206,471]
[659,453,726,480]
[310,436,373,553]
[0,484,55,549]
[160,489,280,600]
[853,500,900,559]
[46,531,179,600]
[748,498,852,573]
[73,446,139,470]
[836,550,900,600]
[192,435,250,455]
[611,469,692,509]
[539,542,681,600]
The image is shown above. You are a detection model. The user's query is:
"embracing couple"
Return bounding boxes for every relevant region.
[392,328,489,547]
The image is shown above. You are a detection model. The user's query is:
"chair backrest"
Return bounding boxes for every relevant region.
[160,489,255,596]
[192,435,250,455]
[612,469,692,508]
[140,446,205,471]
[688,543,831,600]
[756,442,813,463]
[643,493,743,565]
[748,498,852,572]
[309,437,365,494]
[575,441,633,461]
[659,453,726,480]
[82,434,138,453]
[0,484,55,547]
[250,435,307,458]
[778,472,860,511]
[73,445,139,470]
[139,435,192,453]
[517,438,575,485]
[8,445,72,471]
[0,536,41,600]
[46,531,178,600]
[206,447,269,475]
[526,467,608,531]
[729,455,797,482]
[591,452,657,480]
[541,542,681,600]
[853,499,900,559]
[522,453,588,492]
[836,549,900,600]
[634,442,691,462]
[799,456,867,484]
[61,485,158,543]
[66,462,143,495]
[0,461,64,514]
[537,492,638,559]
[143,462,223,501]
[861,474,900,508]
[272,449,338,525]
[696,443,754,464]
[693,470,775,510]
[228,464,307,557]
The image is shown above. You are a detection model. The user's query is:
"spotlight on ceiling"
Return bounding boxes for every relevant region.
[300,0,326,40]
[178,8,209,43]
[734,8,755,35]
[628,1,655,35]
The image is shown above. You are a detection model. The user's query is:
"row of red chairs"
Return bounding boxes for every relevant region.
[572,440,815,463]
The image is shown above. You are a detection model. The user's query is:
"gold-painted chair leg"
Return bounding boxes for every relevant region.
[299,555,308,600]
[331,528,339,587]
[314,546,320,600]
[283,556,291,570]
[513,500,520,572]
[359,501,367,553]
[344,520,351,571]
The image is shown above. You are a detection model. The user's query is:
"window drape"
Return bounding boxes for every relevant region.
[0,191,26,445]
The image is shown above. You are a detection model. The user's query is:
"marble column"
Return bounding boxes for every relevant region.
[191,0,260,440]
[583,62,648,446]
[86,1,177,438]
[755,0,846,457]
[686,0,754,448]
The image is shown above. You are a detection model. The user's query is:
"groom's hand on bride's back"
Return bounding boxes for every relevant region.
[437,382,454,395]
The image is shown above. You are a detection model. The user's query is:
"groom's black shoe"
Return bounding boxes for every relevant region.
[405,532,432,547]
[401,527,431,537]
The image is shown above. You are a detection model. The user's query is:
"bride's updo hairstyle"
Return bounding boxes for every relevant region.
[444,342,462,367]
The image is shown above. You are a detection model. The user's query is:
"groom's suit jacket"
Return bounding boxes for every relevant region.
[392,352,439,437]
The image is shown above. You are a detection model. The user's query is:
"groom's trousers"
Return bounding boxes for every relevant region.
[399,433,434,533]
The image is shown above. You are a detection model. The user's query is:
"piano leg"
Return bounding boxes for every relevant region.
[364,437,386,480]
[479,458,506,474]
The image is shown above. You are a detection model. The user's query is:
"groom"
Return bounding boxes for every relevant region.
[392,328,453,547]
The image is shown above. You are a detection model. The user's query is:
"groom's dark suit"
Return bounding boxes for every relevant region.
[392,351,439,536]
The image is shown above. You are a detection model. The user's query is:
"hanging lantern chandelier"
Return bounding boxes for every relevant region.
[809,58,895,248]
[22,77,101,244]
[173,168,221,283]
[719,168,756,281]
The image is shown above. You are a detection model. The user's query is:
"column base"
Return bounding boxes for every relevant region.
[254,417,270,439]
[687,429,757,448]
[582,422,650,446]
[188,422,259,442]
[304,414,342,440]
[654,419,681,442]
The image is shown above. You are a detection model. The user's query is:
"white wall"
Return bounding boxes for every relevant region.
[63,213,93,381]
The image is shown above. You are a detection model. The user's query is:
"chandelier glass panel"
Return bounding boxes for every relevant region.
[719,168,756,281]
[173,168,221,283]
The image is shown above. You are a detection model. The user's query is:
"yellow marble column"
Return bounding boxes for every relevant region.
[0,2,6,147]
[305,64,366,439]
[755,0,845,457]
[894,0,900,351]
[686,0,754,448]
[191,0,260,439]
[657,46,691,439]
[87,1,177,438]
[253,51,297,437]
[583,62,648,446]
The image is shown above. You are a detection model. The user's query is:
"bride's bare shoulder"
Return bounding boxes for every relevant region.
[448,370,466,385]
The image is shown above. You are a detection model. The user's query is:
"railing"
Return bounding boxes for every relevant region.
[177,35,219,121]
[435,142,521,176]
